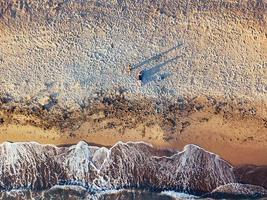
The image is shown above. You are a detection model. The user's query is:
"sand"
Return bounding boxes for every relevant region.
[0,96,266,165]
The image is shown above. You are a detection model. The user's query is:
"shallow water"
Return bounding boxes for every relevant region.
[1,188,265,200]
[0,189,200,200]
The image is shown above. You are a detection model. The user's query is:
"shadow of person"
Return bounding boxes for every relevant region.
[132,43,183,70]
[140,55,181,84]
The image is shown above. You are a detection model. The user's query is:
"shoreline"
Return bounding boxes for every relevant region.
[0,95,266,165]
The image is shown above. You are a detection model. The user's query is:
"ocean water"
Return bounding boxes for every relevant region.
[1,188,265,200]
[0,188,201,200]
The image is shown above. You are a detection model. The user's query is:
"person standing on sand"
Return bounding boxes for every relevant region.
[127,64,132,74]
[126,64,143,86]
[137,69,143,86]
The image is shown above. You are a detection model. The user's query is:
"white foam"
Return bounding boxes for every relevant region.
[161,191,198,199]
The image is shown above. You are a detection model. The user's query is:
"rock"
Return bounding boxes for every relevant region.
[0,189,42,200]
[206,183,267,199]
[44,185,87,198]
[234,165,267,189]
[37,96,50,106]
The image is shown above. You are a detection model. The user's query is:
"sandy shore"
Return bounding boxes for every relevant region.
[0,123,266,166]
[0,96,266,166]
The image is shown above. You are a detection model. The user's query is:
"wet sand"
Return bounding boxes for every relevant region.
[0,114,266,166]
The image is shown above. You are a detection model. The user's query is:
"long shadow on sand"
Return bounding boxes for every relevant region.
[141,55,181,84]
[132,43,183,70]
[132,44,183,85]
